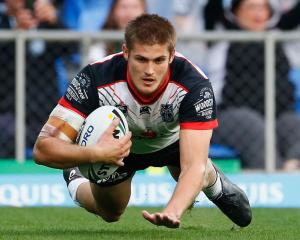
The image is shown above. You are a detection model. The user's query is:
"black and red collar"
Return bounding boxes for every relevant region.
[126,66,171,105]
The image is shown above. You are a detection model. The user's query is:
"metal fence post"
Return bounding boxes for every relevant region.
[265,32,276,172]
[15,31,26,163]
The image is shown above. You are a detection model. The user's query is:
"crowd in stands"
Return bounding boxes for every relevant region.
[0,0,300,171]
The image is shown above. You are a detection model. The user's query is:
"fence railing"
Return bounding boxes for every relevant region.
[1,30,300,172]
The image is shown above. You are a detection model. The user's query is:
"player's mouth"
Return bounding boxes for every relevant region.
[142,77,155,85]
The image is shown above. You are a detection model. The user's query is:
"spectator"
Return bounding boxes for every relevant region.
[205,0,300,170]
[88,0,146,62]
[172,0,209,69]
[204,0,300,31]
[62,0,113,31]
[0,0,15,157]
[0,0,74,158]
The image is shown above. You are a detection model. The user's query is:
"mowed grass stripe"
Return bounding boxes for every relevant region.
[0,207,299,240]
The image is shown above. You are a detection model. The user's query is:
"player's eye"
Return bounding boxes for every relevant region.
[136,57,147,63]
[154,58,165,64]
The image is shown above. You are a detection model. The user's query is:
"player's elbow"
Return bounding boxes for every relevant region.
[32,139,48,166]
[32,147,44,166]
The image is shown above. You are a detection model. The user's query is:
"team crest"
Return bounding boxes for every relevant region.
[160,104,174,122]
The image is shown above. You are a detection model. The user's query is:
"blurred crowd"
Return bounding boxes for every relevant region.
[0,0,300,171]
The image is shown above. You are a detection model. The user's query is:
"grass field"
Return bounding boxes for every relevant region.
[0,207,300,240]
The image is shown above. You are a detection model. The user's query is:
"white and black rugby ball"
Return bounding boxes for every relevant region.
[77,106,129,183]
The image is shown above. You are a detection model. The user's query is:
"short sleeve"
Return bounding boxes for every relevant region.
[179,81,218,130]
[58,65,98,117]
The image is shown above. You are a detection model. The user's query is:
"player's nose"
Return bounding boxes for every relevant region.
[144,62,154,75]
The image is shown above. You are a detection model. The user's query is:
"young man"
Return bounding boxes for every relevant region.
[33,14,252,228]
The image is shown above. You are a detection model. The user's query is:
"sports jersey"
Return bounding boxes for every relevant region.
[51,52,218,154]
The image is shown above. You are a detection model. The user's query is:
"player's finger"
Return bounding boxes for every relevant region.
[115,158,124,167]
[121,149,130,158]
[142,210,157,224]
[103,118,120,136]
[122,138,132,151]
[120,131,132,144]
[162,215,180,228]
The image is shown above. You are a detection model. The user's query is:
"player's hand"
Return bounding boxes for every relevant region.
[91,118,132,166]
[142,210,180,228]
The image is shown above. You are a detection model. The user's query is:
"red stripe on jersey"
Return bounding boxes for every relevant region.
[58,97,87,118]
[97,81,137,117]
[126,66,171,105]
[180,119,218,130]
[168,81,189,93]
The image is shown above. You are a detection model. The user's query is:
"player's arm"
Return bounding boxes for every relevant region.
[142,129,212,228]
[33,111,131,169]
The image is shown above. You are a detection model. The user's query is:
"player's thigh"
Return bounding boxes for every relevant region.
[90,175,134,214]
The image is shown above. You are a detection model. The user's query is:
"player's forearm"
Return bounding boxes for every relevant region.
[164,164,206,218]
[33,137,94,169]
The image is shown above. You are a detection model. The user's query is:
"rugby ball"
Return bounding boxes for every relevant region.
[77,106,129,183]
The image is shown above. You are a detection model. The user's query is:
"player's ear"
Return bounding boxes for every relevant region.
[122,44,129,60]
[169,49,175,64]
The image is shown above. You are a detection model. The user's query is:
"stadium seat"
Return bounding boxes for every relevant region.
[289,68,300,113]
[209,144,239,159]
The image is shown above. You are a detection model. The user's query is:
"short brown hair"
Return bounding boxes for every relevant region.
[125,14,176,53]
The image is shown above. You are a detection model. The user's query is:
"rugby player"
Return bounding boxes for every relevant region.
[33,13,252,228]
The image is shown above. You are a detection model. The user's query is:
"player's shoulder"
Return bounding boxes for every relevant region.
[90,52,125,66]
[171,52,209,86]
[86,52,127,85]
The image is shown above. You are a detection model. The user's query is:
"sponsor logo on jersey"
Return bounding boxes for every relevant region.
[194,87,214,119]
[140,106,151,115]
[66,73,90,103]
[96,171,129,184]
[160,104,174,122]
[68,169,76,181]
[141,128,157,139]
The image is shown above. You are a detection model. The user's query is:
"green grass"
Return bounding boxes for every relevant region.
[0,207,299,240]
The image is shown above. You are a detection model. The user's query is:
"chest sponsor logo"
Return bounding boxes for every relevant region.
[141,128,157,139]
[160,104,174,122]
[140,106,151,115]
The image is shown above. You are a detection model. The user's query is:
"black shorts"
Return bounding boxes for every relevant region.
[97,140,180,186]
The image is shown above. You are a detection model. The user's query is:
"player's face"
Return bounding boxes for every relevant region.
[123,42,175,98]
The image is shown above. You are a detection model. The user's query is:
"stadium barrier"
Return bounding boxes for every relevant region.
[1,30,300,173]
[0,161,299,207]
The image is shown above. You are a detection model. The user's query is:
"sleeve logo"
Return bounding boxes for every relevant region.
[194,87,214,119]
